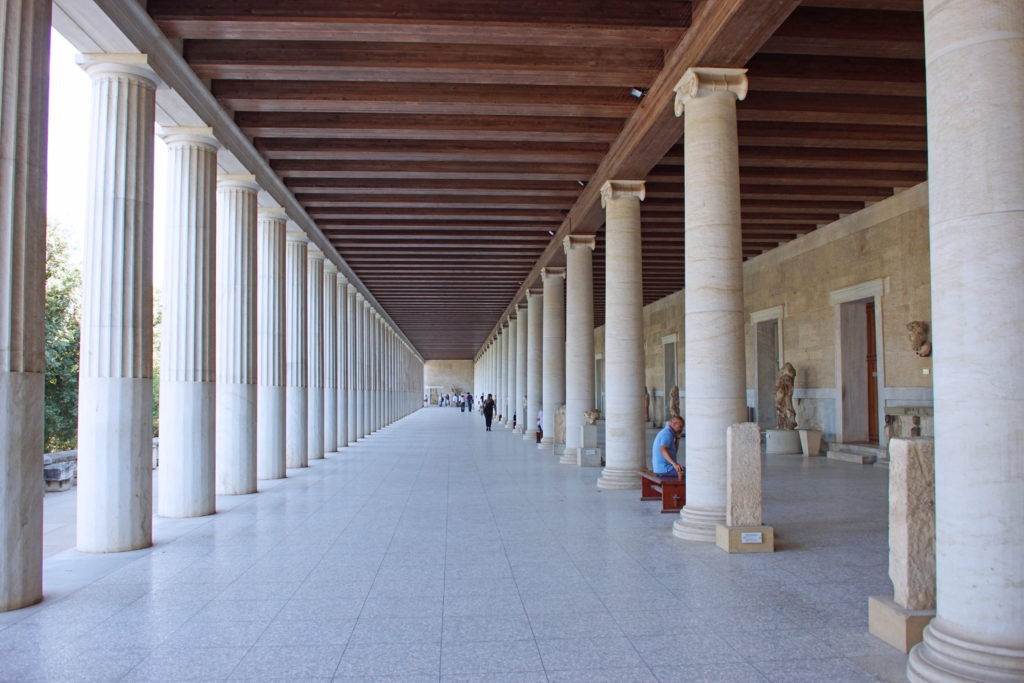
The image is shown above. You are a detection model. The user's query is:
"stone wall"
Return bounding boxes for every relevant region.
[593,182,933,442]
[423,359,474,395]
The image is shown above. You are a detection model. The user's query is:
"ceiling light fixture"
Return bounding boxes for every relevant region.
[547,230,555,236]
[630,87,648,100]
[576,180,587,187]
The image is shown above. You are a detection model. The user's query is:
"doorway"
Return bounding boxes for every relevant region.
[594,355,604,413]
[838,298,881,443]
[756,319,780,428]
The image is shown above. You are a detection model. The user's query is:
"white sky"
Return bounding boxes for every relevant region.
[47,28,168,288]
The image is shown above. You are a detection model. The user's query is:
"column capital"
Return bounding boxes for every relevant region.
[673,67,748,116]
[285,229,308,244]
[527,287,543,299]
[541,266,566,281]
[362,298,371,309]
[563,234,596,253]
[324,261,338,275]
[217,174,260,193]
[600,180,646,207]
[158,125,219,151]
[516,302,528,313]
[347,282,358,295]
[307,244,325,261]
[76,53,160,87]
[338,274,349,287]
[258,206,287,220]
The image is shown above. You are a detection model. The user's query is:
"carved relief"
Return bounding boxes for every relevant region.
[907,320,931,357]
[582,409,601,425]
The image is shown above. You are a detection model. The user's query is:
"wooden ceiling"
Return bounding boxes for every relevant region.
[148,0,926,359]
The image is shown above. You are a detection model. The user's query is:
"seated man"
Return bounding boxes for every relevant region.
[652,416,685,479]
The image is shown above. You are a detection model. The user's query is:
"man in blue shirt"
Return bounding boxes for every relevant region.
[652,416,685,478]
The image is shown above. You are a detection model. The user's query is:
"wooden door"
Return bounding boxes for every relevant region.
[866,302,878,442]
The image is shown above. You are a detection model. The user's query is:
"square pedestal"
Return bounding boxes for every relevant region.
[868,595,934,653]
[715,525,775,553]
[578,447,602,467]
[765,429,802,454]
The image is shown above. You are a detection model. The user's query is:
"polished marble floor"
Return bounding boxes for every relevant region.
[2,409,908,681]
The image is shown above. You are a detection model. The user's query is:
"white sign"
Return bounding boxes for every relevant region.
[740,532,763,544]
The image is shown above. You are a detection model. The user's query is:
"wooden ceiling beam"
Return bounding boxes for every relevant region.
[761,6,923,60]
[258,138,610,164]
[747,53,924,97]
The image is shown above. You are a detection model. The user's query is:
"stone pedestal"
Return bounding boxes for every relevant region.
[870,438,935,653]
[256,208,286,480]
[578,424,602,467]
[798,429,823,456]
[765,429,801,455]
[715,423,774,554]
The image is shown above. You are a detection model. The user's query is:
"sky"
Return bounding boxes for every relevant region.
[47,28,168,287]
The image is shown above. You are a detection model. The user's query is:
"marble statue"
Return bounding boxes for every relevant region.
[554,405,566,445]
[907,320,932,357]
[775,362,797,430]
[669,385,680,418]
[644,387,652,422]
[582,409,601,425]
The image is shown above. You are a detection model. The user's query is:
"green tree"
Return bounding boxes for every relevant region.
[43,223,81,452]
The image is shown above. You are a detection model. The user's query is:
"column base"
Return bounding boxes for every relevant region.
[559,447,578,465]
[908,617,1024,682]
[538,437,554,450]
[523,430,536,441]
[715,524,774,553]
[596,466,640,490]
[673,505,725,542]
[868,595,934,654]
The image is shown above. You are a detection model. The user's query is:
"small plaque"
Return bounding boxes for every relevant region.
[740,532,763,544]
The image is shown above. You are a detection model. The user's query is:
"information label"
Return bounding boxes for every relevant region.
[740,532,763,544]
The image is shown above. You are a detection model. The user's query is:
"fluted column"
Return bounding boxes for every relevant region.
[0,0,49,611]
[671,68,748,539]
[322,262,338,455]
[306,245,325,460]
[285,229,308,468]
[336,275,349,448]
[373,313,382,431]
[514,303,528,434]
[157,128,218,518]
[77,55,158,553]
[908,3,1024,680]
[215,174,259,496]
[505,315,517,427]
[524,288,543,441]
[256,208,287,480]
[597,181,645,490]
[562,235,596,465]
[540,267,566,449]
[496,323,507,421]
[358,297,369,438]
[346,285,358,443]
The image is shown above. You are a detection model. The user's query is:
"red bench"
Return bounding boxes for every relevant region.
[641,470,686,513]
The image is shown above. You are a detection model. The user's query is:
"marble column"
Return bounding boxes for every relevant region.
[215,174,259,496]
[322,262,338,455]
[514,302,528,434]
[306,245,325,460]
[368,311,377,432]
[346,285,358,443]
[505,316,517,427]
[497,322,507,421]
[671,68,749,540]
[540,267,566,449]
[0,0,49,611]
[77,55,158,552]
[256,208,287,480]
[336,275,349,448]
[562,235,596,465]
[157,128,219,518]
[524,288,543,441]
[908,2,1024,680]
[359,298,370,438]
[285,229,308,468]
[597,181,645,490]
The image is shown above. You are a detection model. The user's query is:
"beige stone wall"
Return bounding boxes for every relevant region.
[423,360,474,395]
[591,182,933,441]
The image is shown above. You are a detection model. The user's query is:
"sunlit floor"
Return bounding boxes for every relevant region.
[3,409,908,681]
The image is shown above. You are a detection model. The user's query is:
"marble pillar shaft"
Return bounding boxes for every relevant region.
[158,130,219,518]
[306,247,325,459]
[673,68,748,541]
[284,231,308,468]
[0,0,49,611]
[563,235,596,464]
[524,290,543,440]
[540,268,566,448]
[506,317,517,426]
[336,276,349,448]
[323,263,338,454]
[256,209,286,480]
[597,182,645,490]
[77,56,157,553]
[909,2,1024,680]
[346,286,357,443]
[215,175,259,496]
[515,303,528,434]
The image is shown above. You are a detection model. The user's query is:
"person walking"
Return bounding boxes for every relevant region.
[482,394,496,431]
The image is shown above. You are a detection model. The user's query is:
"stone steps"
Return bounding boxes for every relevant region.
[827,442,886,464]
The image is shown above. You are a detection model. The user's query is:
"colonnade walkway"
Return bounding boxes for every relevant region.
[2,409,905,681]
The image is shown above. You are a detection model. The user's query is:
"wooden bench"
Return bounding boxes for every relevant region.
[641,470,686,513]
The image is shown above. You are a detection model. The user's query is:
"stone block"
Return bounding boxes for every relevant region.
[765,428,801,454]
[726,423,763,527]
[868,595,934,653]
[578,447,602,467]
[580,423,598,449]
[888,437,935,610]
[715,524,774,553]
